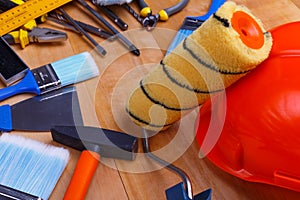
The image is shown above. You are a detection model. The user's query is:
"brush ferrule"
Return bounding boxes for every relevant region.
[0,184,42,200]
[181,18,204,30]
[31,64,61,94]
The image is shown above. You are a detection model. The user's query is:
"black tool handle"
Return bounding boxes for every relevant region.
[58,8,107,56]
[99,6,128,30]
[77,0,140,56]
[51,125,138,160]
[137,0,148,9]
[74,20,114,39]
[123,3,144,25]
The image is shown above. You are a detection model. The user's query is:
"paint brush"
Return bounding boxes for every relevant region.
[0,51,99,101]
[166,0,226,54]
[0,133,69,200]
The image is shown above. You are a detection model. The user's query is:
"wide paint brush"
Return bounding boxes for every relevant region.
[0,133,70,200]
[0,51,99,101]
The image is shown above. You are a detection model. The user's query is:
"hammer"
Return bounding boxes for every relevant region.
[50,125,138,200]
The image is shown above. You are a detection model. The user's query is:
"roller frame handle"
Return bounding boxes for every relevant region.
[63,150,100,200]
[0,71,40,101]
[0,104,12,132]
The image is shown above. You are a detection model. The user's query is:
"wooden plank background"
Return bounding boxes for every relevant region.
[1,0,300,199]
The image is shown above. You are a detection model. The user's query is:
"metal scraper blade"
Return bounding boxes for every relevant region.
[11,86,84,131]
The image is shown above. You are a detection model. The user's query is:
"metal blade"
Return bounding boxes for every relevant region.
[11,86,83,131]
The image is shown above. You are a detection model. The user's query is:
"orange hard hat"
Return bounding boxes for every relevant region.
[195,21,300,192]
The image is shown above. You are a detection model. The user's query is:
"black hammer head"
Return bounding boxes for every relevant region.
[50,125,138,160]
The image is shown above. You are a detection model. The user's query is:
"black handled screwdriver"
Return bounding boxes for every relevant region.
[58,8,107,56]
[99,6,128,31]
[77,0,140,56]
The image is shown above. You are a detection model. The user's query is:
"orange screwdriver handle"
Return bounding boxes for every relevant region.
[63,150,100,200]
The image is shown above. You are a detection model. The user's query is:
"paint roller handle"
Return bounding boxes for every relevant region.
[63,150,100,200]
[0,71,40,101]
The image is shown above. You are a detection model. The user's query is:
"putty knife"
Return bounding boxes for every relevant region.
[0,86,83,132]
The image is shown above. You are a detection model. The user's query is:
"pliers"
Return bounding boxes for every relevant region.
[137,0,189,30]
[3,27,67,48]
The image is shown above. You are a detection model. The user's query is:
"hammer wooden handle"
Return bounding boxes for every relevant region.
[63,150,100,200]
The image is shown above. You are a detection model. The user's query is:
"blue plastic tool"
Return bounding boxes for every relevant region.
[166,182,212,200]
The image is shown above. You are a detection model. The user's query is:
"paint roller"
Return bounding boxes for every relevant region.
[126,1,273,131]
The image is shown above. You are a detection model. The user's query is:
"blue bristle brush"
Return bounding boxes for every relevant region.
[0,51,99,101]
[0,133,70,200]
[166,0,226,54]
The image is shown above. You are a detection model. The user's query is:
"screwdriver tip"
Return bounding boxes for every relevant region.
[96,45,107,56]
[132,49,140,56]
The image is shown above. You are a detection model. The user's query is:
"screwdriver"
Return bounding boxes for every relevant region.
[58,8,107,56]
[98,6,128,31]
[77,0,140,56]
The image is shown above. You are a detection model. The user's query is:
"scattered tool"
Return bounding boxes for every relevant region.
[92,0,132,6]
[57,8,107,56]
[48,12,115,40]
[166,184,212,200]
[0,86,83,132]
[3,27,68,49]
[122,3,147,27]
[0,51,99,101]
[167,0,226,54]
[142,129,212,200]
[0,0,72,36]
[137,0,189,30]
[98,6,128,30]
[77,0,140,56]
[0,133,70,200]
[51,125,138,200]
[0,37,29,86]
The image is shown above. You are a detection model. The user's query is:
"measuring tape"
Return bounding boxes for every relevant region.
[0,0,72,36]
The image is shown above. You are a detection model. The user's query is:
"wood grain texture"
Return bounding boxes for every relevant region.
[2,0,300,199]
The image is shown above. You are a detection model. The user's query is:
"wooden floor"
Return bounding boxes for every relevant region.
[3,0,300,199]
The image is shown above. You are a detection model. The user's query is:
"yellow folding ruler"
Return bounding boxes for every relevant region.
[0,0,72,36]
